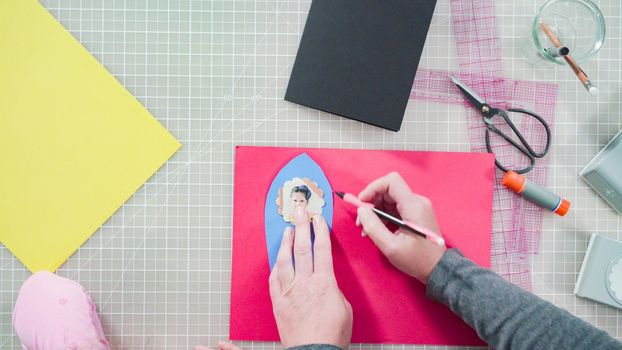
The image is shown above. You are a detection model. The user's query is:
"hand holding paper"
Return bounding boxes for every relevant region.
[356,172,447,284]
[269,208,352,349]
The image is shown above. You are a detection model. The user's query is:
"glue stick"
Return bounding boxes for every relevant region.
[502,171,570,216]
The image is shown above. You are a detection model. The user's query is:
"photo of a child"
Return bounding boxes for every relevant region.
[277,177,325,223]
[290,185,311,210]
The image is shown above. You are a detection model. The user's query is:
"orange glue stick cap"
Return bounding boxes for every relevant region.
[555,198,571,216]
[502,171,526,193]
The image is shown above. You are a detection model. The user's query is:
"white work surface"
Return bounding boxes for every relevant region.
[1,0,621,348]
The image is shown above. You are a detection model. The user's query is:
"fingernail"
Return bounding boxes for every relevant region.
[284,227,292,238]
[313,215,321,224]
[361,229,366,237]
[355,215,360,227]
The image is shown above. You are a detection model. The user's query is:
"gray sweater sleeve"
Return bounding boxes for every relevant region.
[427,249,622,350]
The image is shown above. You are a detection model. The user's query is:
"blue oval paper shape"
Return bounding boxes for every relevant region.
[264,153,333,270]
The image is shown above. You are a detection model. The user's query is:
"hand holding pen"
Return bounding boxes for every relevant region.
[335,192,445,246]
[338,172,447,284]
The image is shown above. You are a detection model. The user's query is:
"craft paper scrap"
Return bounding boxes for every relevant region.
[264,153,334,270]
[0,0,181,272]
[285,0,437,131]
[231,146,494,345]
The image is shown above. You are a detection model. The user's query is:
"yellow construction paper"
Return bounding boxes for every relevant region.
[0,0,181,272]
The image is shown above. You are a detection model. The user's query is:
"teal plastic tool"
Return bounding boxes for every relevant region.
[581,129,622,215]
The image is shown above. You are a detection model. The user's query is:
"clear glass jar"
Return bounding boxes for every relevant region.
[522,0,605,65]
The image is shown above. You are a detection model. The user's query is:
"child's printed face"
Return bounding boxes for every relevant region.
[291,192,309,208]
[278,178,325,223]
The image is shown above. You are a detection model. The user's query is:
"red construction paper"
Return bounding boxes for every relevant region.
[230,146,494,345]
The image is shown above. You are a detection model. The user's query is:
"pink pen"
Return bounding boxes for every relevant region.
[335,191,445,246]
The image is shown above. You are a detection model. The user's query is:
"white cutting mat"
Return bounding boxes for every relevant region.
[1,0,620,348]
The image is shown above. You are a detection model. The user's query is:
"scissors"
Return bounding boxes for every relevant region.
[449,75,551,174]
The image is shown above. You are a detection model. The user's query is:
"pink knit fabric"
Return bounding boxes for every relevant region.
[13,271,109,350]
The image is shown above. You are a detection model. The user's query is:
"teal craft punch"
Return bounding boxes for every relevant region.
[581,128,622,215]
[575,234,622,310]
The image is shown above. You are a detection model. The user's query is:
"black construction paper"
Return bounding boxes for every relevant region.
[285,0,437,132]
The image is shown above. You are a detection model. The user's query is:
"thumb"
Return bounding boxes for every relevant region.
[357,207,395,255]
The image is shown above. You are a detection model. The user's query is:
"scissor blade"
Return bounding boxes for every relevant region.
[448,75,487,110]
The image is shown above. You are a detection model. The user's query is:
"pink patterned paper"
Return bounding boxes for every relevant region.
[450,0,503,76]
[409,0,559,290]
